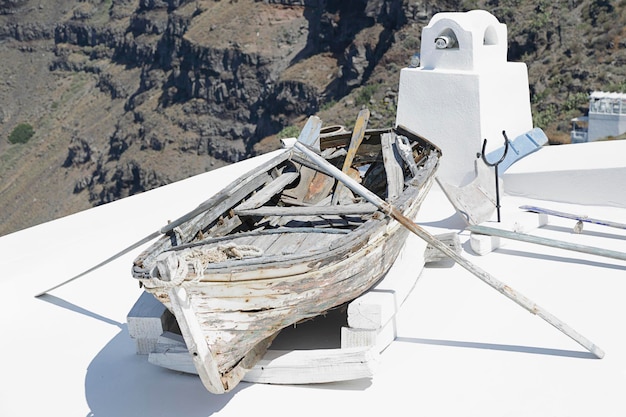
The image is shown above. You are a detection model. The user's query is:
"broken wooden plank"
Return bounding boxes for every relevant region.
[396,134,420,177]
[281,168,335,206]
[381,132,404,201]
[235,171,299,211]
[206,214,242,238]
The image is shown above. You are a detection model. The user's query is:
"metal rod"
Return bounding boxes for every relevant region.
[520,205,626,231]
[468,224,626,262]
[294,141,605,359]
[481,131,509,222]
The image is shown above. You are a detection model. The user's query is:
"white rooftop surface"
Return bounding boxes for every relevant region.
[1,142,626,416]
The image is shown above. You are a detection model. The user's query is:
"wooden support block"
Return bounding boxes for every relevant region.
[347,290,396,330]
[148,331,379,384]
[341,327,378,348]
[127,291,176,354]
[148,332,196,374]
[470,233,502,256]
[343,232,426,352]
[424,232,461,264]
[244,348,379,384]
[341,323,396,353]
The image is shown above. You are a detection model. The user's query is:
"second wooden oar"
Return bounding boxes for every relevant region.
[293,141,605,359]
[332,108,369,205]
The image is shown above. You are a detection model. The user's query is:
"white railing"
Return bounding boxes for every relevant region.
[570,130,588,143]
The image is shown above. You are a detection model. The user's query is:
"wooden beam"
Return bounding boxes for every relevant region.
[148,331,379,384]
[235,203,377,218]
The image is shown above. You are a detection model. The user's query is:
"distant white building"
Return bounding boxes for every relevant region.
[571,91,626,143]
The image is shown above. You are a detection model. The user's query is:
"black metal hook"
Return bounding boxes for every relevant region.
[480,130,510,222]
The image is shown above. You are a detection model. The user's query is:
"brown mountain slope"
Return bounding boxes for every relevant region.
[0,0,624,236]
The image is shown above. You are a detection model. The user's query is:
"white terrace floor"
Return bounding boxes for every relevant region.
[1,142,625,417]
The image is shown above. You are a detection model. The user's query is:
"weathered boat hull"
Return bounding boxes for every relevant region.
[132,123,440,393]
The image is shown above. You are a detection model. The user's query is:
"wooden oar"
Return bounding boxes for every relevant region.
[35,116,323,297]
[341,108,370,173]
[293,141,605,359]
[331,108,369,205]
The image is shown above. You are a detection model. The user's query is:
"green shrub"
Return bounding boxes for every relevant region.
[533,104,558,129]
[277,125,301,140]
[355,85,378,107]
[8,123,35,144]
[320,99,337,111]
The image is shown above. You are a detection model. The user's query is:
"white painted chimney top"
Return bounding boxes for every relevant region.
[420,10,508,71]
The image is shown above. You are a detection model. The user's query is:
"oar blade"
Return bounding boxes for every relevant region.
[297,116,323,149]
[332,108,370,205]
[341,108,370,173]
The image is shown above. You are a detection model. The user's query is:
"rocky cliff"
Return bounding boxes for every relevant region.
[0,0,624,235]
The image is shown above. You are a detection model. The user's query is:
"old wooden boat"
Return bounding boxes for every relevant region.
[131,112,441,393]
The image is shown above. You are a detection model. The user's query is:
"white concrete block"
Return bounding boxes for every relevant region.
[127,291,173,354]
[347,290,396,330]
[469,211,549,255]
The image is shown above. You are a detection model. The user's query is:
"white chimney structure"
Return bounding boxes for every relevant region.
[396,10,533,187]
